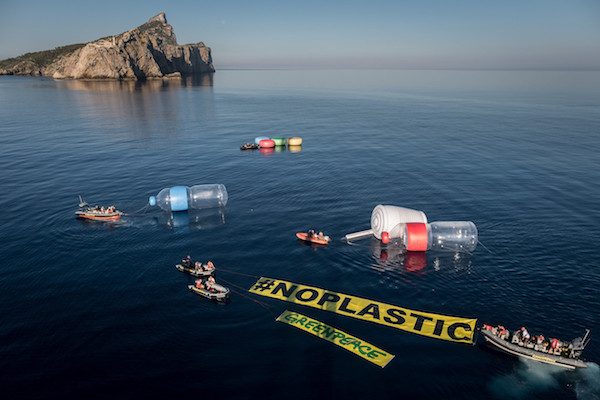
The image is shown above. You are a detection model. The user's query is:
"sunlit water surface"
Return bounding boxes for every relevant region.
[0,70,599,399]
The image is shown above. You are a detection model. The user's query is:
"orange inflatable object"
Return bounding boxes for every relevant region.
[75,211,122,221]
[259,139,276,148]
[296,232,330,245]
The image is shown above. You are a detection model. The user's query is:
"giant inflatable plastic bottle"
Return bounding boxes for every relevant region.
[400,221,478,252]
[344,205,427,241]
[148,184,228,212]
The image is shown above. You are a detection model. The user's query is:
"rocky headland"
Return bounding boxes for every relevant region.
[0,12,214,80]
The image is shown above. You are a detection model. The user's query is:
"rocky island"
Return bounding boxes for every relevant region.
[0,12,214,80]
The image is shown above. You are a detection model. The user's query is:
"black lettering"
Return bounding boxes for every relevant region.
[295,288,319,302]
[433,319,445,336]
[357,304,381,320]
[448,322,472,342]
[272,282,297,298]
[383,308,406,325]
[317,292,341,306]
[410,313,434,331]
[339,297,357,314]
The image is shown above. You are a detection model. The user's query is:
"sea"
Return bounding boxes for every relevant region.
[0,70,599,399]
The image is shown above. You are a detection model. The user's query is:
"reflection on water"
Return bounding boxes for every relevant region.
[370,240,473,273]
[55,74,214,92]
[370,240,427,272]
[53,74,215,139]
[153,207,226,231]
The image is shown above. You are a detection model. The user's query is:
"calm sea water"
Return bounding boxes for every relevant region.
[1,70,599,399]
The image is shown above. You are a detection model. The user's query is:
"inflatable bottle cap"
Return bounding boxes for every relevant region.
[149,196,157,206]
[381,231,390,244]
[405,223,429,252]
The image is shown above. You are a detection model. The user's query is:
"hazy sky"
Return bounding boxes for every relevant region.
[1,0,599,69]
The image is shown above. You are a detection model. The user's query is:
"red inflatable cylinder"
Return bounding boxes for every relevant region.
[259,139,275,148]
[405,223,428,252]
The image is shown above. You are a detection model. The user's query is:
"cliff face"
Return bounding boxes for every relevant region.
[0,13,214,80]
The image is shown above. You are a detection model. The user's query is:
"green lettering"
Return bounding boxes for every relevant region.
[305,320,317,330]
[339,336,354,345]
[367,349,385,359]
[358,345,372,355]
[321,326,336,338]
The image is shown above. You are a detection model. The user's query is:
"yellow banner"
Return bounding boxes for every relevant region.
[250,277,477,344]
[277,310,395,368]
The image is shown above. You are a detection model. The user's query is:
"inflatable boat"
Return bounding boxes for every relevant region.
[480,325,590,369]
[188,283,230,301]
[176,263,214,277]
[240,143,259,150]
[296,232,331,245]
[75,196,122,221]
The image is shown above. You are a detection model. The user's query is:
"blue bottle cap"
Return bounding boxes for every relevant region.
[149,196,156,206]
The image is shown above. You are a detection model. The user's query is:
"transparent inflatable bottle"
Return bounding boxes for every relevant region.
[149,184,228,212]
[400,221,478,252]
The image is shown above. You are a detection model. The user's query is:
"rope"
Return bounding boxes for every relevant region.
[216,267,261,280]
[124,204,150,216]
[218,276,275,315]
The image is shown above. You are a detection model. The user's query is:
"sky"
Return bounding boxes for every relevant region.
[1,0,599,69]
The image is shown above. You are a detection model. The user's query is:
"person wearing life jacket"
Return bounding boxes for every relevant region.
[206,276,216,292]
[498,325,509,340]
[182,255,192,268]
[520,327,531,343]
[205,261,215,271]
[195,279,205,290]
[550,338,560,353]
[193,261,203,273]
[536,335,545,345]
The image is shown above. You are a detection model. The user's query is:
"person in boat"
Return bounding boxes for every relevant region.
[520,327,531,343]
[182,255,192,268]
[206,275,216,292]
[550,338,559,353]
[205,261,215,271]
[308,229,316,238]
[497,325,509,340]
[195,278,205,290]
[193,261,204,273]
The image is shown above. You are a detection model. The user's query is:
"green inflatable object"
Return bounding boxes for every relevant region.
[272,137,286,146]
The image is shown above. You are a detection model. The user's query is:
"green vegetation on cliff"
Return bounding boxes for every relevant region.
[0,43,85,70]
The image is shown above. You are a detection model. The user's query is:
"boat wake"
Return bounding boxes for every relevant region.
[489,359,600,399]
[489,358,564,399]
[575,362,600,400]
